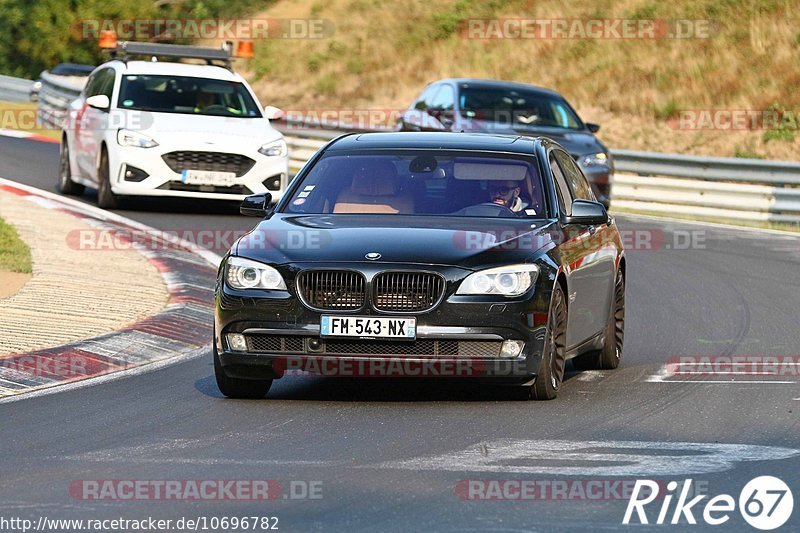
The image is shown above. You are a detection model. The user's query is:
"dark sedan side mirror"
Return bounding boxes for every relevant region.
[586,122,601,133]
[240,193,272,217]
[565,199,609,226]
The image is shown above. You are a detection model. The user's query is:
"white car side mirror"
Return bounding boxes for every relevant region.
[263,105,285,121]
[86,94,110,110]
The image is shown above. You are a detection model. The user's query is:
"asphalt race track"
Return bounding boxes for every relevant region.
[0,136,798,531]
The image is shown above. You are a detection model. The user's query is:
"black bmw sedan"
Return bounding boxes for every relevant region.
[214,132,626,400]
[399,79,614,207]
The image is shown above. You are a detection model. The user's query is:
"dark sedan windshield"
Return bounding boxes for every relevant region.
[118,75,262,117]
[284,150,545,217]
[459,86,583,130]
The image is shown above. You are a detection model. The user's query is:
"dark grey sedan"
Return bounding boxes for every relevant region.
[399,78,613,206]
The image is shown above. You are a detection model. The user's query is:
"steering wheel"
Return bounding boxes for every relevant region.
[457,202,518,217]
[200,104,230,115]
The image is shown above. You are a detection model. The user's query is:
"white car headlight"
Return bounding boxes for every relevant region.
[258,139,288,158]
[117,129,158,148]
[457,264,539,297]
[225,257,287,290]
[579,152,609,167]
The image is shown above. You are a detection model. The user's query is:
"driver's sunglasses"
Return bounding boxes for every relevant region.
[489,186,515,195]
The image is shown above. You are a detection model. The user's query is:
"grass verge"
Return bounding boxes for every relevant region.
[0,100,60,141]
[0,216,32,273]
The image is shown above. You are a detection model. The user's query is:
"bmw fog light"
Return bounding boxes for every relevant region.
[227,333,248,352]
[500,340,524,357]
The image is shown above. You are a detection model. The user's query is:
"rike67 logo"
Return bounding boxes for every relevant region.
[623,476,794,530]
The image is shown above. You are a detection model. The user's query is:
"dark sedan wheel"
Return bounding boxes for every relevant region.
[213,344,272,399]
[57,142,85,195]
[573,269,625,370]
[530,284,568,400]
[96,149,120,209]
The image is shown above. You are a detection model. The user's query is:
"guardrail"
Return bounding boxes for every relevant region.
[0,75,33,102]
[611,150,800,224]
[37,71,85,130]
[277,122,800,224]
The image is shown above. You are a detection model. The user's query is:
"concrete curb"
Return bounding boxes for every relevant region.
[0,178,220,400]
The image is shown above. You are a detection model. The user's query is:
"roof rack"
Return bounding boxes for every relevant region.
[106,41,234,70]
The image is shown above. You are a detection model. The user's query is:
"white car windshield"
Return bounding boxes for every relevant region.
[118,75,262,118]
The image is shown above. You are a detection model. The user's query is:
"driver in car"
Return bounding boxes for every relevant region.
[488,180,528,212]
[194,90,242,115]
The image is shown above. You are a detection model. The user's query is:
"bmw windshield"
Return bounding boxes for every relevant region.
[283,150,547,218]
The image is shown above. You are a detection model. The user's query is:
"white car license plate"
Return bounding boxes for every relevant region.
[180,169,236,186]
[320,316,416,339]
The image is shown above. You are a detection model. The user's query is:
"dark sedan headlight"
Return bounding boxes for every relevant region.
[579,152,609,168]
[456,265,539,297]
[225,257,286,290]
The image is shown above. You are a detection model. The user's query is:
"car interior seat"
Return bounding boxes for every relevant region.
[333,161,414,214]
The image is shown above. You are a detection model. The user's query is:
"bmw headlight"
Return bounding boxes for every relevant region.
[258,139,288,158]
[579,152,609,168]
[456,264,539,297]
[225,256,286,290]
[117,129,158,148]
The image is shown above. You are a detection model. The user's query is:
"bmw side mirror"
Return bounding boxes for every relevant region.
[86,94,110,110]
[586,122,601,133]
[566,199,608,226]
[240,193,272,217]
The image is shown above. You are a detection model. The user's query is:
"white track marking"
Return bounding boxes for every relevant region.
[372,439,800,477]
[575,370,605,382]
[654,380,797,384]
[0,129,36,139]
[646,362,798,384]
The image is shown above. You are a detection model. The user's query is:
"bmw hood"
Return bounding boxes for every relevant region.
[234,214,560,269]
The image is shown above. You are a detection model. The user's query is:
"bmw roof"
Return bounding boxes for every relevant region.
[326,131,551,154]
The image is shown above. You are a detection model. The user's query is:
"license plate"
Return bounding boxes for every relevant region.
[180,169,236,186]
[320,316,416,339]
